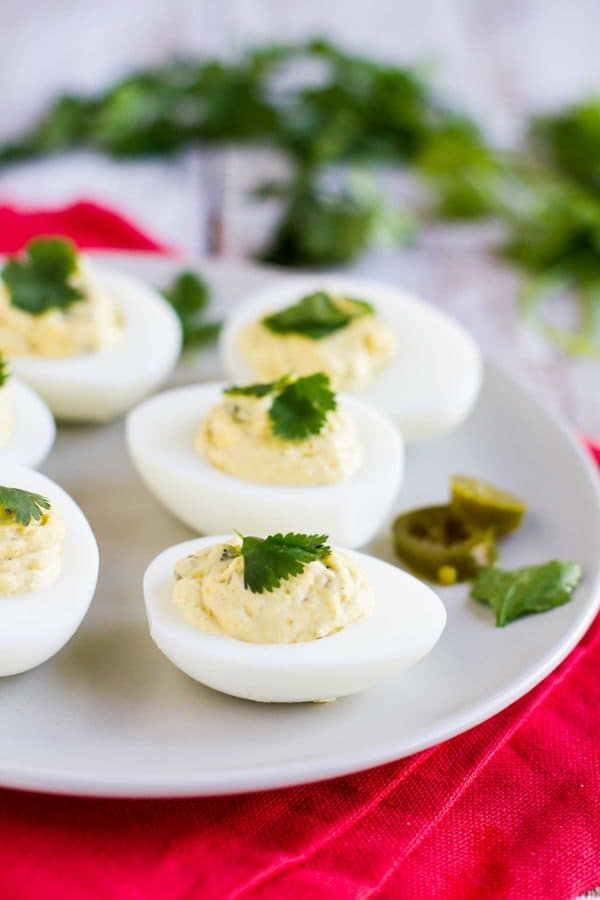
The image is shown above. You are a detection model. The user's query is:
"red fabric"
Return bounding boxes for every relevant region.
[0,200,598,900]
[586,438,600,468]
[0,200,172,254]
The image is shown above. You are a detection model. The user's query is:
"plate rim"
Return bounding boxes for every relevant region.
[0,251,598,798]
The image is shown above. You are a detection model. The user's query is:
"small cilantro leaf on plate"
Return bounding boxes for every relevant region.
[0,486,51,526]
[224,374,290,398]
[471,560,581,627]
[187,321,222,346]
[3,237,84,315]
[239,531,331,593]
[269,372,337,440]
[163,270,222,349]
[263,291,374,339]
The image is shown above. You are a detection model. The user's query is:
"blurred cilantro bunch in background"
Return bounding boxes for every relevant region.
[1,39,599,356]
[0,37,497,262]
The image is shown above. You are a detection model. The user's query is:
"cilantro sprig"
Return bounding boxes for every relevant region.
[3,237,84,315]
[224,372,337,440]
[162,270,222,350]
[471,560,581,627]
[263,291,374,340]
[232,532,331,593]
[0,486,51,526]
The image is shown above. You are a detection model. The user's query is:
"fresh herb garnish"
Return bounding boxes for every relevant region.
[224,372,337,440]
[471,560,581,627]
[270,373,336,440]
[0,486,51,526]
[263,291,374,340]
[233,531,331,593]
[223,374,290,397]
[162,270,221,349]
[269,372,337,441]
[2,237,83,315]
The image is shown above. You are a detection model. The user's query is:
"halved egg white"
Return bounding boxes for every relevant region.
[220,275,483,443]
[126,382,404,548]
[10,263,182,422]
[144,535,447,703]
[0,377,55,467]
[0,463,99,676]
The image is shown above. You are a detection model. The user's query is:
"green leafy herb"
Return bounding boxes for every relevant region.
[500,178,600,358]
[417,120,504,219]
[0,40,440,170]
[503,181,600,283]
[471,560,581,627]
[0,41,440,268]
[2,237,83,315]
[0,354,9,388]
[224,373,337,440]
[0,96,91,164]
[163,270,221,349]
[530,98,600,195]
[0,486,51,526]
[269,372,337,440]
[1,39,599,354]
[236,531,331,593]
[263,291,373,340]
[223,375,290,397]
[258,169,411,267]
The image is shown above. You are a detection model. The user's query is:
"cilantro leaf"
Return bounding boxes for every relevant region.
[259,171,396,267]
[164,270,208,315]
[269,373,337,440]
[471,560,581,627]
[417,120,504,220]
[224,375,290,397]
[0,354,9,388]
[163,270,221,349]
[187,321,222,346]
[530,98,600,195]
[0,486,51,526]
[3,237,83,315]
[239,532,331,593]
[263,291,374,340]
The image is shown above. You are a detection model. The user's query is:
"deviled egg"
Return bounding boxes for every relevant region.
[0,463,99,676]
[0,237,181,421]
[220,276,482,442]
[0,353,55,467]
[126,374,404,547]
[144,532,446,703]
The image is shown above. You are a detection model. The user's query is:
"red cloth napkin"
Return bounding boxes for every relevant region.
[586,438,600,468]
[0,200,171,254]
[0,200,598,900]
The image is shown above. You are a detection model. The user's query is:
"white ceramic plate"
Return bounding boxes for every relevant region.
[0,251,598,798]
[0,377,55,467]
